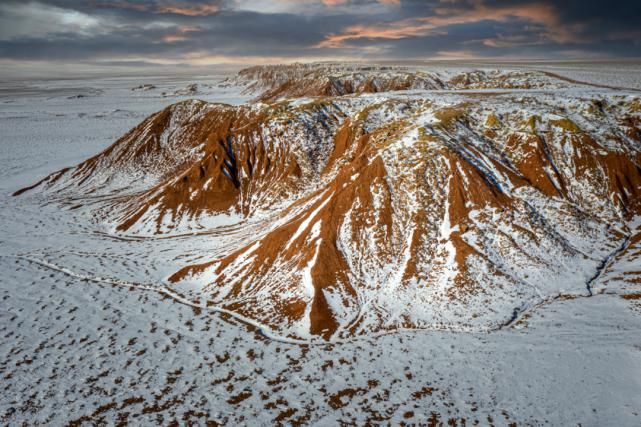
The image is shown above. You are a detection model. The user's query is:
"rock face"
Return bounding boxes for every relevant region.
[18,65,641,340]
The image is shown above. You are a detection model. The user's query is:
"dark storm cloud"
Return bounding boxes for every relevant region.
[0,0,640,65]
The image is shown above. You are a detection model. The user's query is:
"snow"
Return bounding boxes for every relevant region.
[1,63,641,425]
[284,191,333,250]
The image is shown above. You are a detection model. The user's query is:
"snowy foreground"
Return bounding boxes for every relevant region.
[2,63,641,425]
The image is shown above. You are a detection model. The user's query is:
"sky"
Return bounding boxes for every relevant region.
[1,0,640,75]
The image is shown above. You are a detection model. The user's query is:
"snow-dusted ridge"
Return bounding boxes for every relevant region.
[224,63,602,102]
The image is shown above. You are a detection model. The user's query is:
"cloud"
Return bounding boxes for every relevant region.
[0,0,640,72]
[161,25,202,43]
[0,2,102,40]
[93,1,222,16]
[154,3,220,16]
[315,0,585,48]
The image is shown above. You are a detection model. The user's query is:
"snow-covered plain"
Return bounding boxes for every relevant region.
[1,64,641,425]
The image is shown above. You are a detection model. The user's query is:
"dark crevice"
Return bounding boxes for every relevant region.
[219,136,240,189]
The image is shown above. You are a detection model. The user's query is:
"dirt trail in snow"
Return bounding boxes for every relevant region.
[585,236,632,296]
[539,70,641,92]
[5,254,310,346]
[501,234,634,330]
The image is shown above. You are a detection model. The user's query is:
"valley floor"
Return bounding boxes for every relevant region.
[1,64,641,425]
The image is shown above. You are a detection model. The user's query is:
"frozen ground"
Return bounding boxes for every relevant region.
[1,65,641,425]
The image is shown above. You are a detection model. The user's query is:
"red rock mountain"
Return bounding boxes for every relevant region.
[17,66,641,340]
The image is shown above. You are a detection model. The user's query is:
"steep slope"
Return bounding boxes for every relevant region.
[19,99,347,233]
[16,74,641,340]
